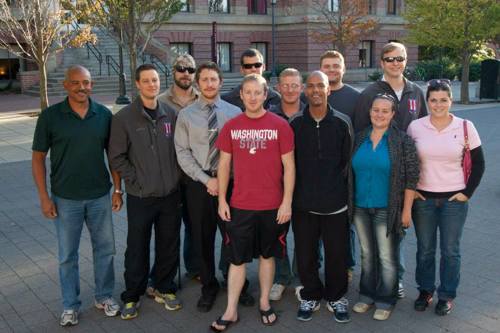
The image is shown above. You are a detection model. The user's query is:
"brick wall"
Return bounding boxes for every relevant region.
[17,71,39,93]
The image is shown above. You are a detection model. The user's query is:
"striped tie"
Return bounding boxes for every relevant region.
[207,104,219,171]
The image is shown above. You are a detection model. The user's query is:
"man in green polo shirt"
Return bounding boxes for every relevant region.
[32,65,123,327]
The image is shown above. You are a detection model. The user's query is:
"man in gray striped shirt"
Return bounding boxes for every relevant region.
[174,62,241,312]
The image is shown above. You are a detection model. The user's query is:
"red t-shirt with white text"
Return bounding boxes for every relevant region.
[216,111,294,210]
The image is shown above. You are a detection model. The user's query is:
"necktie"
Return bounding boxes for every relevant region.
[207,104,219,171]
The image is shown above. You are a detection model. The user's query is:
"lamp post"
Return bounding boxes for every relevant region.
[270,0,277,85]
[115,26,130,105]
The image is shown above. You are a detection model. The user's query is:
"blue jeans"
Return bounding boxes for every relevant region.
[413,198,468,301]
[274,252,293,285]
[353,207,398,309]
[53,193,115,310]
[347,224,357,269]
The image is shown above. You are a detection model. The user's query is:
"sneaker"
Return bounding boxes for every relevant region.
[238,290,255,307]
[269,283,286,301]
[327,297,351,323]
[120,301,139,320]
[414,291,433,311]
[154,291,182,311]
[373,308,392,321]
[295,285,304,302]
[398,282,405,298]
[146,286,156,298]
[435,299,453,316]
[297,300,320,321]
[95,297,120,317]
[352,302,373,313]
[60,309,78,326]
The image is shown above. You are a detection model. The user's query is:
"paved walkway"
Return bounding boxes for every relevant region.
[0,103,499,332]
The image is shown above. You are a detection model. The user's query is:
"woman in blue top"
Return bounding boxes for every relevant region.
[350,94,419,320]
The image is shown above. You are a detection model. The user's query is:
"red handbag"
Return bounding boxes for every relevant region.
[462,120,472,183]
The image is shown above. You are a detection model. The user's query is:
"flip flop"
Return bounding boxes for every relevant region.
[260,307,278,326]
[209,316,239,332]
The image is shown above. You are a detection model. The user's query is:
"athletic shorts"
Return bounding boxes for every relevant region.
[224,208,289,265]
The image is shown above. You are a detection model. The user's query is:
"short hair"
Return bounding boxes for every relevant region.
[195,61,223,83]
[279,68,302,83]
[319,50,345,67]
[64,65,91,81]
[306,70,329,86]
[380,42,407,59]
[426,79,452,100]
[240,74,268,93]
[173,54,196,68]
[240,48,264,65]
[135,64,157,82]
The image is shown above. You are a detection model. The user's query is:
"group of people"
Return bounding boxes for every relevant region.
[32,42,485,330]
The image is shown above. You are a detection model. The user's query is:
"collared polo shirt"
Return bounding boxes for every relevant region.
[32,98,112,200]
[158,86,199,114]
[407,115,481,192]
[352,131,391,208]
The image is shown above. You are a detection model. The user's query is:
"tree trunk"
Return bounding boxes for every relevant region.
[38,61,49,111]
[128,0,137,98]
[460,49,470,104]
[129,44,137,98]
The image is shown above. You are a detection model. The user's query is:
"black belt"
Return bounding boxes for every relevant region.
[204,169,217,177]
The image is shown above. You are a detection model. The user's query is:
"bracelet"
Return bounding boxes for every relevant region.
[114,189,124,195]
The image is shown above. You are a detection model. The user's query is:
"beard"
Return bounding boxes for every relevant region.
[174,76,192,90]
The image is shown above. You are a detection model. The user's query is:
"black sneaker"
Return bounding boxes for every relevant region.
[414,291,433,311]
[435,299,453,316]
[327,297,351,323]
[197,294,216,313]
[297,300,320,321]
[238,290,255,307]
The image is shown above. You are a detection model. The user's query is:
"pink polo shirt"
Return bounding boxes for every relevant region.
[407,115,481,192]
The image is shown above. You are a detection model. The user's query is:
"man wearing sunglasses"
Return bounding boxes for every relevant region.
[352,42,427,300]
[222,48,281,111]
[353,42,427,133]
[158,54,201,286]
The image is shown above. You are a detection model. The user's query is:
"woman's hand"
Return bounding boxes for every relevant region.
[449,192,469,202]
[414,191,426,201]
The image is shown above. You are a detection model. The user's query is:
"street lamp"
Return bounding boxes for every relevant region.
[115,27,131,105]
[270,0,277,85]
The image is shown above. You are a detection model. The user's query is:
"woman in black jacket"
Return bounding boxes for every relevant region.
[350,93,419,320]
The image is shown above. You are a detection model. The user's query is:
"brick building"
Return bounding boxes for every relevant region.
[154,0,417,80]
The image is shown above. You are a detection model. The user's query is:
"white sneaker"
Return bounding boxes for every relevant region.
[295,285,304,302]
[269,283,286,301]
[60,309,78,326]
[95,297,120,317]
[373,308,392,321]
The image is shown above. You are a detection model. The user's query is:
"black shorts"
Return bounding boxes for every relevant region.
[224,208,289,265]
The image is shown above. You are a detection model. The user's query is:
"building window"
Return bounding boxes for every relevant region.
[209,0,230,13]
[359,40,374,68]
[387,0,397,15]
[328,0,340,12]
[248,0,267,14]
[180,0,191,12]
[217,43,232,72]
[170,43,192,60]
[368,0,375,14]
[251,42,268,67]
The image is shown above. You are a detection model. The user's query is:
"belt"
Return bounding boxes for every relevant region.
[204,169,217,177]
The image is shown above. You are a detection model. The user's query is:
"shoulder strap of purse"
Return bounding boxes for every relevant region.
[463,119,470,149]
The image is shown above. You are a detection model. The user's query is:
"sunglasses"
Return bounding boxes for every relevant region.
[374,93,397,104]
[242,62,263,69]
[174,65,196,74]
[382,56,406,63]
[427,78,451,87]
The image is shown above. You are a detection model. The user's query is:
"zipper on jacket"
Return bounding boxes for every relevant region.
[316,120,322,159]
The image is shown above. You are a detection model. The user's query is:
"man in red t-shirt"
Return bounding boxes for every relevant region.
[210,74,295,331]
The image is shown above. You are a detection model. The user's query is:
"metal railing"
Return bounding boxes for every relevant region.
[70,21,103,76]
[138,52,171,88]
[105,55,120,76]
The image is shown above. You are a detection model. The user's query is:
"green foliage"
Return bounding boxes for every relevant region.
[368,70,382,81]
[458,60,482,82]
[263,64,292,81]
[413,58,458,81]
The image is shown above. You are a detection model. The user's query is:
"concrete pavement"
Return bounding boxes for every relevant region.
[0,103,499,332]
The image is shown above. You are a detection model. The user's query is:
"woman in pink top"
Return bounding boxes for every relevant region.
[407,79,485,316]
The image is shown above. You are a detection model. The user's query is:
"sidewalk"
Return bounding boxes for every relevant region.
[0,105,499,332]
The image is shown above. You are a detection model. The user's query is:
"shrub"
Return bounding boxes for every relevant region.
[457,60,482,82]
[368,70,382,81]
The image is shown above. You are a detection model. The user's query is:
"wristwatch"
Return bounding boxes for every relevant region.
[114,189,124,195]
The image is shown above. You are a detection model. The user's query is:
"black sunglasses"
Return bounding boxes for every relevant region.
[174,65,196,74]
[382,56,406,63]
[242,62,263,69]
[427,78,451,87]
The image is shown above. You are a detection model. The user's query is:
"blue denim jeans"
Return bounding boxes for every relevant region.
[412,198,468,301]
[274,252,293,285]
[52,193,115,310]
[353,207,398,309]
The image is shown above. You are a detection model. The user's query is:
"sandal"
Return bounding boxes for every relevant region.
[260,307,278,326]
[210,316,239,332]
